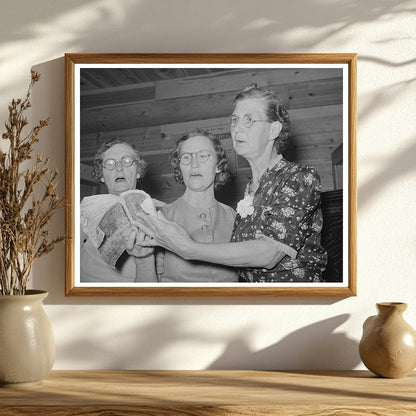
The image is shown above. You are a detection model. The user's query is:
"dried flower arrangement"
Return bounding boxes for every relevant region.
[0,71,66,295]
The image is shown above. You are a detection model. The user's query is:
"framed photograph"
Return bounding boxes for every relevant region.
[65,53,356,296]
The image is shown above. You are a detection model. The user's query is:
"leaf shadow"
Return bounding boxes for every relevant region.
[207,314,360,370]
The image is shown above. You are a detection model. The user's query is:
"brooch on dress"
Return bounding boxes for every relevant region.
[236,192,255,218]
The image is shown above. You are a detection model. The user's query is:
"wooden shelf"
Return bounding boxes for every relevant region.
[1,370,415,415]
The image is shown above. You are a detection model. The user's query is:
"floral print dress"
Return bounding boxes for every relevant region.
[231,157,327,283]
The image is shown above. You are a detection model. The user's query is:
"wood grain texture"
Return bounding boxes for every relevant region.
[0,370,414,416]
[80,77,343,133]
[79,106,343,159]
[155,68,342,101]
[65,54,75,296]
[66,53,357,64]
[348,54,357,296]
[65,285,357,297]
[3,405,416,416]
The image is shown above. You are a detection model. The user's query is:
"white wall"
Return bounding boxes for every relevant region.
[1,0,415,370]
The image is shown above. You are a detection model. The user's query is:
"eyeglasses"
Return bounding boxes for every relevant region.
[179,150,212,165]
[229,114,269,128]
[103,155,137,170]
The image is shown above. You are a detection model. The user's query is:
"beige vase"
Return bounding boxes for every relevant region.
[359,302,416,378]
[0,290,55,387]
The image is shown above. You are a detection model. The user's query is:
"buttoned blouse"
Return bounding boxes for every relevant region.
[157,197,238,283]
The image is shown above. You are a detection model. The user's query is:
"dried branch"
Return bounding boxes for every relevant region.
[0,71,67,295]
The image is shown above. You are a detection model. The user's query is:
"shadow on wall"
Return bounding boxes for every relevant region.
[359,140,416,209]
[53,308,359,370]
[208,314,360,370]
[0,0,414,98]
[1,1,413,53]
[54,311,206,369]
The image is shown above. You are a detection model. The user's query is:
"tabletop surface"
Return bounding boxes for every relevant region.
[1,370,415,415]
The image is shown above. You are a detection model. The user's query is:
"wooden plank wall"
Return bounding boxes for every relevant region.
[80,68,343,206]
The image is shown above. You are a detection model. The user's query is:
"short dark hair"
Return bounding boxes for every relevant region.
[91,138,147,182]
[170,129,230,189]
[234,84,291,154]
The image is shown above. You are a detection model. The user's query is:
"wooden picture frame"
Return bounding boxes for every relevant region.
[65,53,356,296]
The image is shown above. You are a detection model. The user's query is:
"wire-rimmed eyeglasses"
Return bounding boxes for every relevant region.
[179,150,212,165]
[103,155,137,171]
[229,114,270,128]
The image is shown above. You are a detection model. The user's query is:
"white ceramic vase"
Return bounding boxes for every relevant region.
[0,290,55,387]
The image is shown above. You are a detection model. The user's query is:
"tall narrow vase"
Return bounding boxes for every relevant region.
[0,290,55,387]
[359,302,416,378]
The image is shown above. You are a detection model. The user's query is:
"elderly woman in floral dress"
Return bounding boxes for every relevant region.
[137,85,327,283]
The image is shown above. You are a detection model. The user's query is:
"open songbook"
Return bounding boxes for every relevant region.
[80,190,156,268]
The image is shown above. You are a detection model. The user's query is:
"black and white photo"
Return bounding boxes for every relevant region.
[65,54,356,296]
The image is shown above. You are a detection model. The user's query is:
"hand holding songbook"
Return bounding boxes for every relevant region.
[80,190,157,267]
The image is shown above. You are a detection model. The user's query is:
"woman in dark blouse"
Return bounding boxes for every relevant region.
[137,85,327,283]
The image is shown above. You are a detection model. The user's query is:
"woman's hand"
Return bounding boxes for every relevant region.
[135,212,287,269]
[134,211,195,258]
[126,227,154,259]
